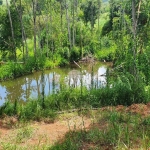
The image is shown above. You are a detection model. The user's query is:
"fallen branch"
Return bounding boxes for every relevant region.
[73,60,81,69]
[57,108,99,114]
[0,61,24,65]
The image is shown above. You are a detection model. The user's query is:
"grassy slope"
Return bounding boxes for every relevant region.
[51,105,150,150]
[0,105,150,150]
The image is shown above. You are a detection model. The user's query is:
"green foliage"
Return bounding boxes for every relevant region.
[24,56,37,73]
[44,59,55,69]
[0,101,15,116]
[0,54,46,80]
[59,47,70,60]
[102,0,109,2]
[70,46,80,62]
[101,20,112,36]
[13,98,57,121]
[0,0,112,70]
[51,131,85,150]
[138,51,150,84]
[0,0,150,130]
[0,63,14,80]
[95,46,116,61]
[0,0,2,5]
[81,0,100,29]
[142,117,150,126]
[0,5,21,51]
[0,61,25,80]
[35,53,46,70]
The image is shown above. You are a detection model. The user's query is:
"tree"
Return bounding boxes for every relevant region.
[32,0,37,60]
[0,0,3,5]
[0,2,21,60]
[65,0,72,50]
[12,0,29,60]
[81,0,99,30]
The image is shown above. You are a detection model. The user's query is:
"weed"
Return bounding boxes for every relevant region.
[0,142,17,150]
[16,126,33,143]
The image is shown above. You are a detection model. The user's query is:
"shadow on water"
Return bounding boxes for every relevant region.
[0,62,112,106]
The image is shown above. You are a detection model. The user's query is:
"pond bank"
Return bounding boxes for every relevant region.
[0,62,111,106]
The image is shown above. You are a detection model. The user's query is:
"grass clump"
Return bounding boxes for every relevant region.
[16,126,33,143]
[0,99,57,122]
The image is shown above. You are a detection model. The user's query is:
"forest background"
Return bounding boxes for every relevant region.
[0,0,150,112]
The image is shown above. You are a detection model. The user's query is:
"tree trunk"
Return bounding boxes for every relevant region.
[65,0,72,50]
[41,70,45,108]
[60,1,63,32]
[49,1,54,61]
[97,0,101,30]
[131,0,142,77]
[6,0,16,61]
[60,1,63,47]
[32,0,37,60]
[13,0,28,61]
[72,0,75,47]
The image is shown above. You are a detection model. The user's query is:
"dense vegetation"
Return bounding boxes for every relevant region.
[0,0,150,149]
[0,0,112,80]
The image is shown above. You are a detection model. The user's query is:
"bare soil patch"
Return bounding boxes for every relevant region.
[0,103,150,149]
[0,114,92,148]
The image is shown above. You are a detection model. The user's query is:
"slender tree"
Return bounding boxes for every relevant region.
[13,0,28,61]
[32,0,37,59]
[131,0,142,78]
[65,0,72,50]
[6,0,16,61]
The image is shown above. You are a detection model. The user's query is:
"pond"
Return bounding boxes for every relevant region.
[0,62,112,106]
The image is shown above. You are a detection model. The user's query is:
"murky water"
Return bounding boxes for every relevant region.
[0,62,111,106]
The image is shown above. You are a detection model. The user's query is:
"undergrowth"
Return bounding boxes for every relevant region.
[0,80,149,122]
[51,110,150,150]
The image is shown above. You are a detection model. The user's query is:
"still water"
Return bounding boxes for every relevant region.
[0,62,111,106]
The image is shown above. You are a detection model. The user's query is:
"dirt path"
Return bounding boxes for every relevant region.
[28,115,92,146]
[0,114,92,148]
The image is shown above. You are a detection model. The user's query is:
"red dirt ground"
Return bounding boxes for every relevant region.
[0,115,92,148]
[0,103,150,148]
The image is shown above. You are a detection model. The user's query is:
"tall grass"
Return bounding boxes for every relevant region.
[0,78,149,122]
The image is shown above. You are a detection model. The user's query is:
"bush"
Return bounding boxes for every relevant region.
[0,62,25,80]
[70,46,80,62]
[24,57,36,73]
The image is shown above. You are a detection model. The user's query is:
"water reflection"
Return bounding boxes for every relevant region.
[0,62,111,106]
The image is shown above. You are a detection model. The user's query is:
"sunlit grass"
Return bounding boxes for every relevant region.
[51,110,150,150]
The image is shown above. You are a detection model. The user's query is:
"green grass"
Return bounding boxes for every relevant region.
[15,126,34,143]
[50,110,150,150]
